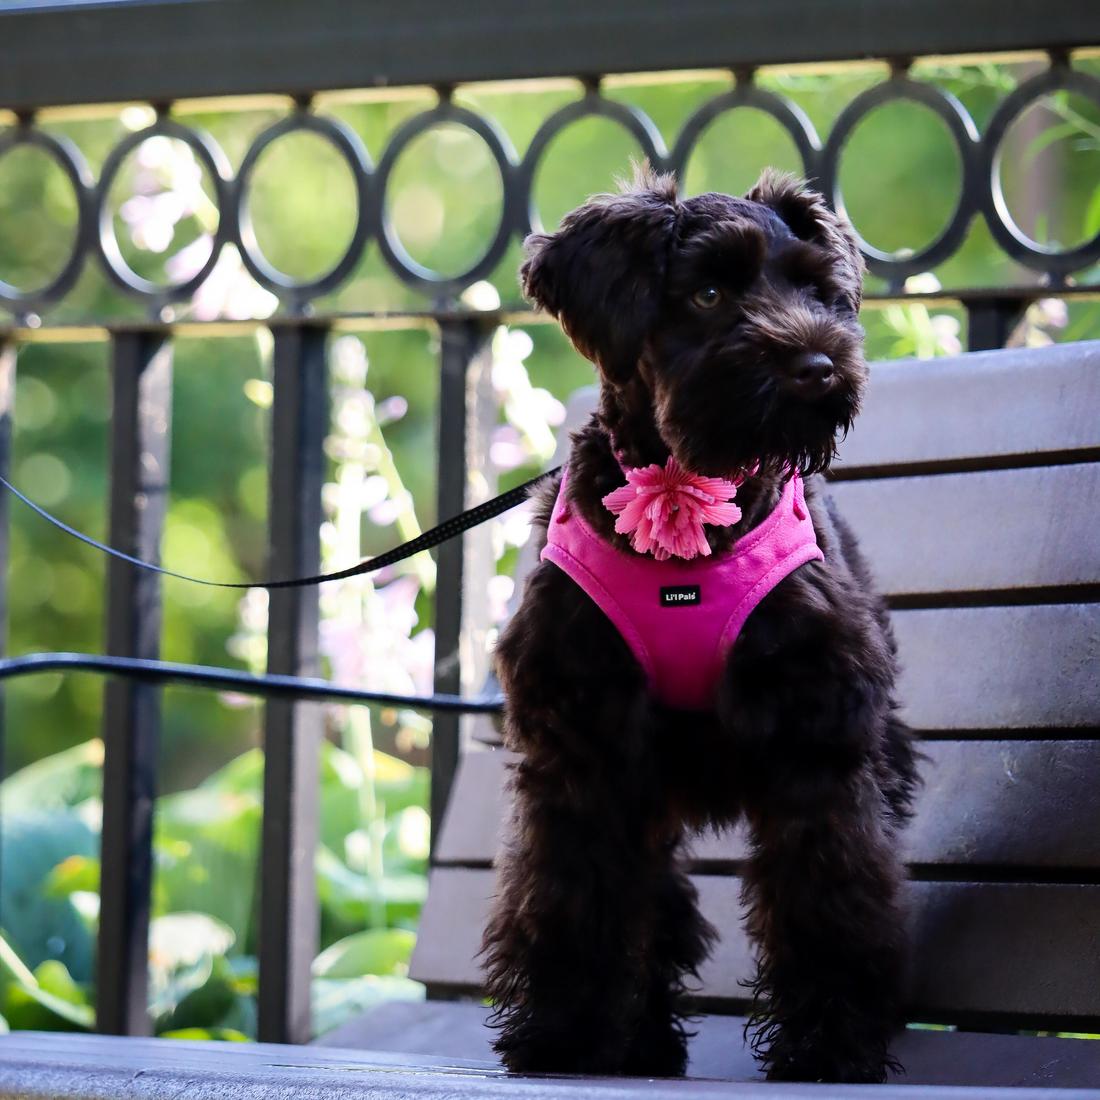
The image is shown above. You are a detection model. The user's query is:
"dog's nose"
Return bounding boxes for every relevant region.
[786,351,834,398]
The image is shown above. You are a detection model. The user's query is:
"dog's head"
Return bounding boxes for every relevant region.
[521,166,867,477]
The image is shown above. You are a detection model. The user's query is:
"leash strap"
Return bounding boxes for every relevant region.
[0,468,560,589]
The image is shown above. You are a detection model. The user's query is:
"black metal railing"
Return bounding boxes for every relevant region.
[3,59,1100,315]
[0,0,1097,1048]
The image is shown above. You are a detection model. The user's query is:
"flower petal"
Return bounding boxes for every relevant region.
[601,455,744,560]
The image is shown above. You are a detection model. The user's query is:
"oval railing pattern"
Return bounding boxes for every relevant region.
[1,57,1098,316]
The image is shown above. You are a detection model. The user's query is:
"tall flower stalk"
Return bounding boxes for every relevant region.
[320,336,437,928]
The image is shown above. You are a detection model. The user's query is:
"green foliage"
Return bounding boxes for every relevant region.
[158,1027,250,1042]
[0,811,96,981]
[154,780,263,949]
[0,739,103,814]
[0,738,428,1040]
[0,935,93,1031]
[312,929,417,980]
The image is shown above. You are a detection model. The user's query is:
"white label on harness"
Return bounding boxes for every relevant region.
[660,585,700,607]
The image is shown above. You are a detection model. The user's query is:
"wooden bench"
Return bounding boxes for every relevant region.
[323,340,1100,1092]
[2,342,1098,1098]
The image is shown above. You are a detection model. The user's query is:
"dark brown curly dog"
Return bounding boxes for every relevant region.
[481,166,919,1084]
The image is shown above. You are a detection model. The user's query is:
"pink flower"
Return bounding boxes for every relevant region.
[602,457,742,561]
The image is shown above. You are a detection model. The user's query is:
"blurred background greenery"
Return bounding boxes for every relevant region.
[0,58,1097,1041]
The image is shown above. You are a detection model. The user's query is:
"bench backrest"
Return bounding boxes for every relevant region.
[414,341,1100,1034]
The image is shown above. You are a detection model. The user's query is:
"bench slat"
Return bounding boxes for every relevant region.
[893,604,1099,730]
[826,463,1100,597]
[411,869,1100,1025]
[315,1000,1100,1089]
[436,740,1100,872]
[473,603,1100,749]
[834,341,1100,474]
[542,344,1100,477]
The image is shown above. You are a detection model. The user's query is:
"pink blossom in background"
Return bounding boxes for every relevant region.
[489,425,526,471]
[930,314,962,356]
[320,619,367,686]
[487,573,516,624]
[320,574,434,697]
[368,495,407,527]
[375,396,409,425]
[358,475,390,513]
[121,191,190,252]
[164,233,212,283]
[377,574,420,640]
[1036,298,1068,329]
[498,500,533,549]
[174,245,277,321]
[531,388,566,427]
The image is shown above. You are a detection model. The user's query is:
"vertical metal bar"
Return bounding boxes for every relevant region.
[0,335,15,929]
[257,321,328,1045]
[97,328,172,1036]
[966,297,1027,352]
[431,318,494,855]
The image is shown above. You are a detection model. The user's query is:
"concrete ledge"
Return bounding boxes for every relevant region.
[1,1030,1098,1099]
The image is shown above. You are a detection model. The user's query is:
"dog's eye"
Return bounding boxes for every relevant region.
[691,286,722,310]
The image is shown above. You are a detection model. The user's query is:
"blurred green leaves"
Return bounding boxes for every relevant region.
[0,736,428,1040]
[0,935,93,1032]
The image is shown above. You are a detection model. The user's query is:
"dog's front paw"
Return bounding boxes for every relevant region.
[493,1018,629,1076]
[621,1016,690,1078]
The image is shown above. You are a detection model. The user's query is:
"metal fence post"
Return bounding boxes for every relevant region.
[966,297,1028,352]
[431,318,496,854]
[258,321,328,1045]
[97,328,173,1036]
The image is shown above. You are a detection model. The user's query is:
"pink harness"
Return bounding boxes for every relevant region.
[541,469,823,711]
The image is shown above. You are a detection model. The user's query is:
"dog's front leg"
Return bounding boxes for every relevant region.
[481,566,688,1075]
[722,570,907,1084]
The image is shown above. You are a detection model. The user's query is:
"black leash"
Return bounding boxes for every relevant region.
[0,467,560,589]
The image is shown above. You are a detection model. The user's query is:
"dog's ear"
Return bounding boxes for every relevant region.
[520,165,680,385]
[746,169,866,312]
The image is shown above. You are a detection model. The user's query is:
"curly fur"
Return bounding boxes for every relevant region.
[481,165,919,1083]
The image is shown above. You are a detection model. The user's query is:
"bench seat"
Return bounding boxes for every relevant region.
[318,1000,1100,1090]
[392,342,1100,1090]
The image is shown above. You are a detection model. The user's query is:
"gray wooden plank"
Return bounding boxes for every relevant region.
[475,604,1100,745]
[901,740,1100,871]
[433,750,507,865]
[893,604,1100,730]
[435,740,1100,871]
[835,341,1100,473]
[1,1031,1096,1100]
[826,464,1100,596]
[316,1000,499,1061]
[317,1000,1100,1089]
[411,870,1100,1023]
[516,344,1100,477]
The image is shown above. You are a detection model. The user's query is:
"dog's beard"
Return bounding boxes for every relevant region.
[656,337,864,479]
